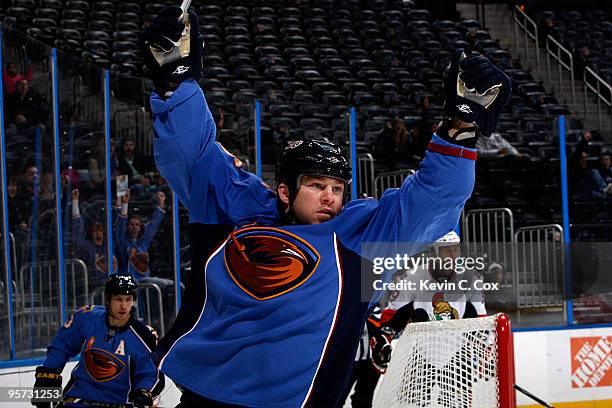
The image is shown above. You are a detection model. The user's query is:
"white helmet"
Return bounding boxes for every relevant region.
[431,231,460,255]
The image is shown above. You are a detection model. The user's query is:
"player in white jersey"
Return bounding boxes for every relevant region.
[376,231,490,408]
[386,231,487,321]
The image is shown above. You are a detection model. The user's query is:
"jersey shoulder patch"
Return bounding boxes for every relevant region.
[77,304,95,313]
[130,318,158,350]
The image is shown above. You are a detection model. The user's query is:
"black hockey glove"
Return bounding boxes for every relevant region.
[369,327,396,374]
[443,49,511,141]
[139,6,203,94]
[130,388,153,408]
[32,366,62,408]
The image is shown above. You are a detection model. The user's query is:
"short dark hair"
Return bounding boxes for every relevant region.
[20,160,37,174]
[123,136,136,144]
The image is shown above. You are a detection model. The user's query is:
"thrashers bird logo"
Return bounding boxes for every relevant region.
[95,254,118,274]
[129,248,149,275]
[83,337,126,382]
[224,227,320,300]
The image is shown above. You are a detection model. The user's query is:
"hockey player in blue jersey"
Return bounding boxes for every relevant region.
[32,275,164,408]
[139,6,511,407]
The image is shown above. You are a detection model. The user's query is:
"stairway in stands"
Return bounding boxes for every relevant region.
[573,293,612,324]
[457,2,612,135]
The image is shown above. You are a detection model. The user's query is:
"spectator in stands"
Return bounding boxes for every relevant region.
[415,96,436,155]
[5,79,47,130]
[20,162,39,194]
[568,131,591,195]
[130,174,154,198]
[595,152,612,180]
[466,29,477,47]
[7,175,28,232]
[374,117,415,169]
[589,152,612,196]
[117,136,150,185]
[538,16,555,43]
[151,172,168,193]
[567,131,612,199]
[39,171,55,203]
[254,23,274,35]
[215,108,245,155]
[115,191,166,282]
[3,61,32,95]
[70,188,118,290]
[14,162,40,219]
[476,132,523,159]
[574,46,591,80]
[87,137,118,197]
[273,125,290,145]
[531,93,559,113]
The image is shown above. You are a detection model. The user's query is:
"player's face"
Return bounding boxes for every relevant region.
[285,176,345,224]
[109,294,134,325]
[438,244,460,261]
[432,244,461,280]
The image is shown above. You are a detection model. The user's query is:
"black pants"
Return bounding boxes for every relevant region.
[340,360,381,408]
[176,388,247,408]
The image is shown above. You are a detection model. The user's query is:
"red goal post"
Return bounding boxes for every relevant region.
[372,313,516,408]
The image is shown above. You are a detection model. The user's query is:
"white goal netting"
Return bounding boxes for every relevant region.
[373,314,505,408]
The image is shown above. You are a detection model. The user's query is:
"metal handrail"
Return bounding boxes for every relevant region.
[462,208,515,243]
[373,168,415,198]
[584,67,612,106]
[513,5,540,69]
[462,208,515,288]
[583,66,612,130]
[357,153,375,198]
[546,35,575,104]
[513,224,565,322]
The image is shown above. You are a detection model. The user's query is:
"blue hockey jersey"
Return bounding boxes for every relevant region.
[151,79,475,407]
[43,305,163,405]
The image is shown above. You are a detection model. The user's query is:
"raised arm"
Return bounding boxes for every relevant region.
[142,7,278,226]
[339,50,511,258]
[70,189,88,247]
[141,192,166,249]
[115,192,129,248]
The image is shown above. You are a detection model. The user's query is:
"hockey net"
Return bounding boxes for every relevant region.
[372,313,515,408]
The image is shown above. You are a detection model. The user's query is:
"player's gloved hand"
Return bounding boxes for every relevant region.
[31,366,62,408]
[369,327,395,374]
[130,388,153,408]
[139,6,203,94]
[442,48,511,144]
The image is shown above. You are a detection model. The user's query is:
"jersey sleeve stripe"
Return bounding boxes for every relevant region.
[427,142,477,161]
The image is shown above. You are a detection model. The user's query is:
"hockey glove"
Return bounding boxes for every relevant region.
[139,6,203,94]
[32,366,62,408]
[369,327,395,374]
[131,388,153,408]
[443,49,511,138]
